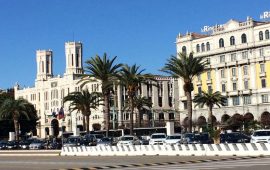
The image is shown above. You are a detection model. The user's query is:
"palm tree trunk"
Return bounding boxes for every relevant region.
[104,94,110,137]
[130,97,134,135]
[208,105,213,131]
[83,115,86,131]
[14,118,19,141]
[186,90,193,133]
[86,115,90,133]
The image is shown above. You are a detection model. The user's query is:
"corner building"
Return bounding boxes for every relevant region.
[176,17,270,126]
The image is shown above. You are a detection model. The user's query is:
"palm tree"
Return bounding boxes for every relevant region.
[0,98,32,141]
[134,96,152,127]
[161,52,208,132]
[193,91,227,131]
[63,89,101,133]
[119,64,154,135]
[80,53,122,136]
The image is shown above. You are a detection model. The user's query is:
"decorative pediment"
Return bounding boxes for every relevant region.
[223,19,240,31]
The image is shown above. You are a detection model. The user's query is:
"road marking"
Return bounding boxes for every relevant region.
[54,156,270,170]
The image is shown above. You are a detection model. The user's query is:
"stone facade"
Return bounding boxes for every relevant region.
[176,17,270,125]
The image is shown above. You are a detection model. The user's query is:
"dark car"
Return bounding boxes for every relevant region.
[6,141,19,149]
[0,140,7,150]
[48,141,62,150]
[63,136,83,147]
[97,137,113,146]
[194,133,213,144]
[19,140,33,150]
[220,132,250,143]
[29,140,46,150]
[138,136,149,145]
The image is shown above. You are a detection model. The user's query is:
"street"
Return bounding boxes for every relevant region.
[0,154,269,170]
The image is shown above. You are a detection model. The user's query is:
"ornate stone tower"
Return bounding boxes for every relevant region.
[64,41,83,75]
[36,50,53,81]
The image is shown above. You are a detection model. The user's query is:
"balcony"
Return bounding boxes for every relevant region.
[196,80,202,86]
[206,79,212,84]
[260,72,266,78]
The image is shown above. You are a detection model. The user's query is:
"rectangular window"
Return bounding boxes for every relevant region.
[183,101,187,110]
[220,55,225,63]
[223,98,228,106]
[197,74,201,81]
[232,68,236,77]
[243,66,248,75]
[222,84,226,92]
[260,63,265,73]
[262,79,266,88]
[206,58,210,64]
[262,94,268,103]
[233,82,237,91]
[220,69,225,78]
[207,71,211,80]
[232,96,240,105]
[244,80,249,90]
[208,85,212,93]
[259,48,264,57]
[231,53,237,61]
[242,51,248,59]
[198,87,202,94]
[243,96,251,104]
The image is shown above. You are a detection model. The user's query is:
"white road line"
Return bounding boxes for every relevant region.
[111,158,270,170]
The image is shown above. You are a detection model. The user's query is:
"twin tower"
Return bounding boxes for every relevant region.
[36,42,83,81]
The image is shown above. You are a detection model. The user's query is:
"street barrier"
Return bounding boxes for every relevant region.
[61,143,270,156]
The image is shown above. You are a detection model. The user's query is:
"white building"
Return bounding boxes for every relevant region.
[15,42,179,138]
[176,16,270,127]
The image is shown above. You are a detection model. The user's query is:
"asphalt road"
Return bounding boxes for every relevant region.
[0,154,270,170]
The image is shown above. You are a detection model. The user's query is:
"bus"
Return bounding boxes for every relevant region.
[91,126,181,138]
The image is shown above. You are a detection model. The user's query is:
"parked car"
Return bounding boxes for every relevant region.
[181,133,195,144]
[0,140,7,150]
[149,133,167,145]
[83,134,105,146]
[47,141,62,149]
[138,136,149,145]
[194,133,213,144]
[6,141,19,149]
[164,134,182,145]
[251,130,270,143]
[19,140,33,149]
[29,140,46,150]
[117,135,140,146]
[63,136,83,147]
[220,132,250,143]
[97,137,113,146]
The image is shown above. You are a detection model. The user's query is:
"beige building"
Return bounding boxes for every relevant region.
[14,42,179,138]
[176,16,270,127]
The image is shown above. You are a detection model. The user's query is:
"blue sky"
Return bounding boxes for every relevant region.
[0,0,268,89]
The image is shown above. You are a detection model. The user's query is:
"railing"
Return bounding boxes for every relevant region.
[61,143,270,156]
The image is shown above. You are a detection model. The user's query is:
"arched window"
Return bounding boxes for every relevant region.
[265,30,269,40]
[201,43,205,52]
[219,38,224,48]
[230,36,235,45]
[182,46,186,55]
[196,44,200,52]
[206,42,210,51]
[259,31,264,41]
[241,33,247,43]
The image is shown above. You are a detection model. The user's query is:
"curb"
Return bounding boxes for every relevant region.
[53,155,268,170]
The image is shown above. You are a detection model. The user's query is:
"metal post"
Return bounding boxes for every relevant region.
[61,120,64,147]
